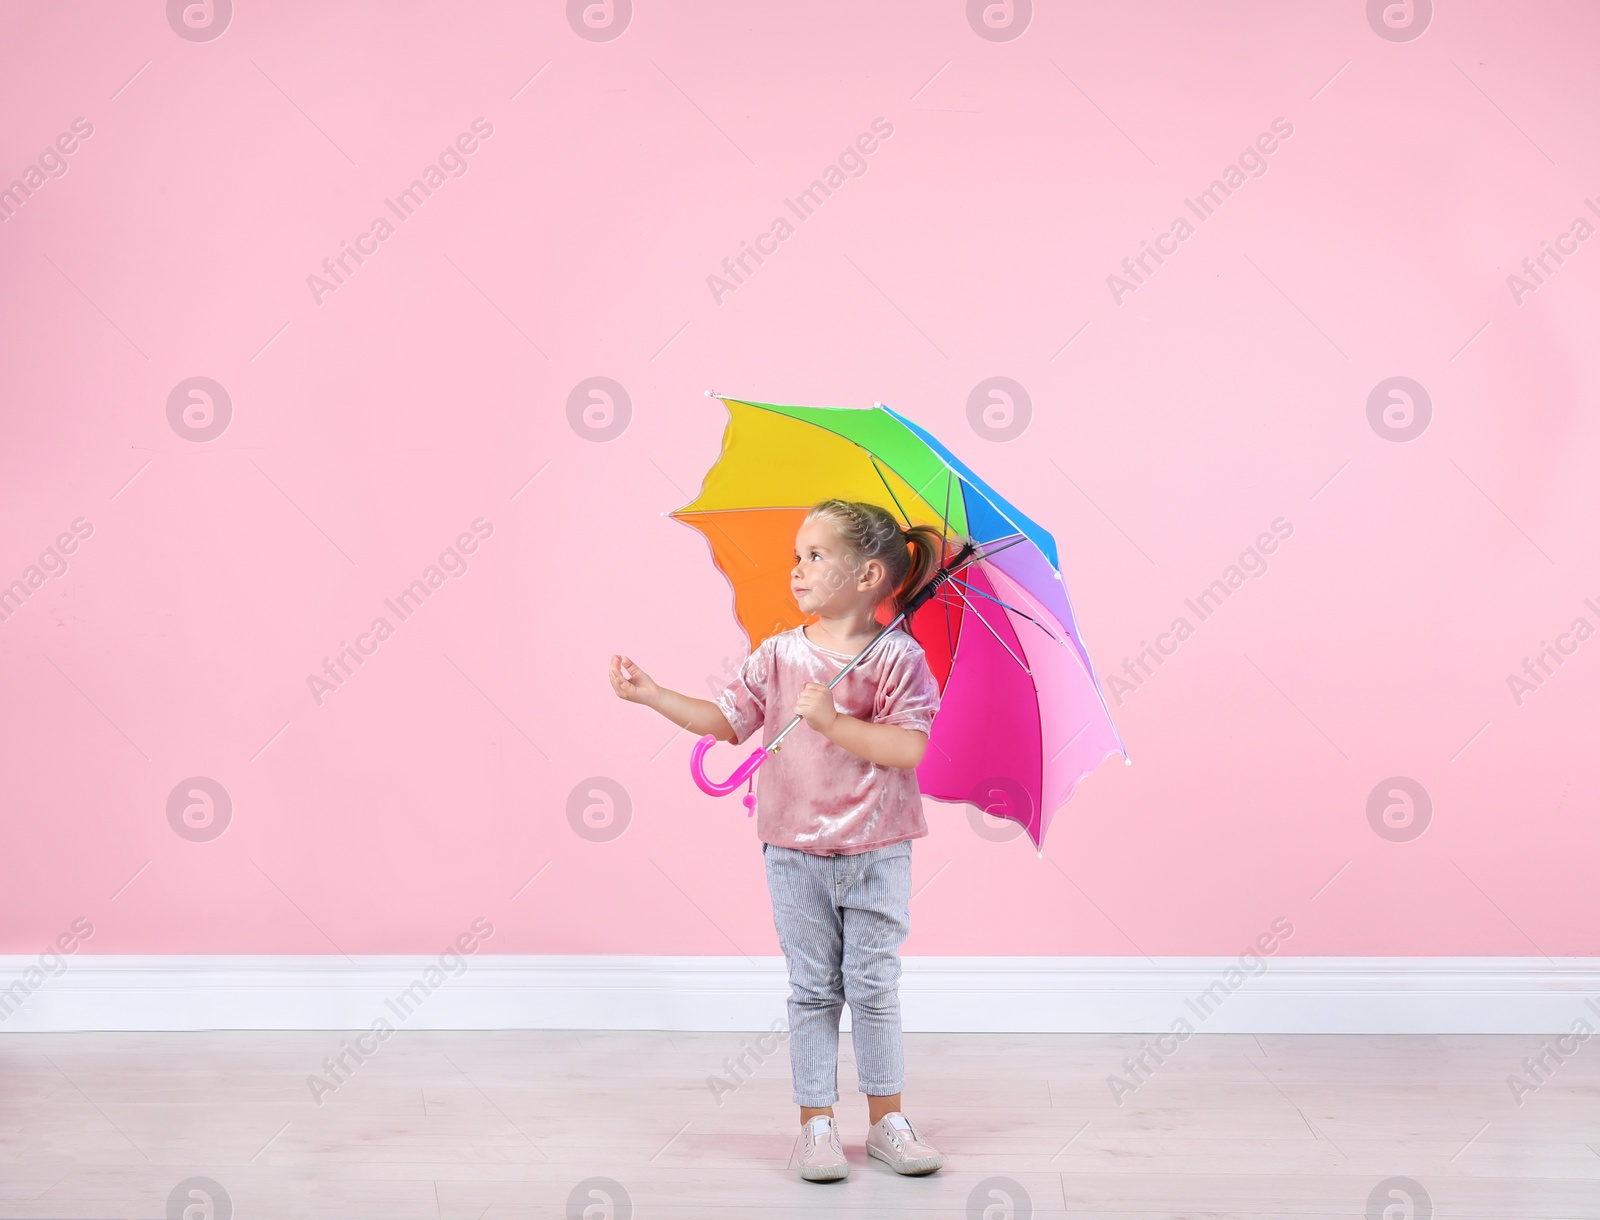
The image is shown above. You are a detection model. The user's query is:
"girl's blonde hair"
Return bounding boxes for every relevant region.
[806,499,953,628]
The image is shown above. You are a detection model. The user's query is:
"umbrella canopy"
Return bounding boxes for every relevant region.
[670,394,1127,851]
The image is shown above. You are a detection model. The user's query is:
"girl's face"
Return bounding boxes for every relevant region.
[791,518,880,615]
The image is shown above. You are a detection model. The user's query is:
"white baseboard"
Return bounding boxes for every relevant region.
[1,956,1597,1034]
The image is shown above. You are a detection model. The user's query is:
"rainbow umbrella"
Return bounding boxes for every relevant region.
[670,393,1128,853]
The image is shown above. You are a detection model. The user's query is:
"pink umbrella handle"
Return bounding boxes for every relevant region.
[690,734,767,815]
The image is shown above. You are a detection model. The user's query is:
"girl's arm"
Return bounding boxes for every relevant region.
[822,716,928,769]
[649,687,738,742]
[610,655,737,742]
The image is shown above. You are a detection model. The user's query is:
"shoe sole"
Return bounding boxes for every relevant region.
[867,1143,943,1175]
[799,1162,849,1182]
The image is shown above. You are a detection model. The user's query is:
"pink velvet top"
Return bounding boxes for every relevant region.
[713,623,942,856]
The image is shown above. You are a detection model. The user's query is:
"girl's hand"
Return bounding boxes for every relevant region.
[610,654,660,707]
[795,681,838,735]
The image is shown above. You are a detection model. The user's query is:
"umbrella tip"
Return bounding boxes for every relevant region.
[704,389,715,396]
[1124,756,1133,765]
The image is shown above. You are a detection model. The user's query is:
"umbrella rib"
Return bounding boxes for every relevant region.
[869,455,914,528]
[944,573,1051,854]
[937,467,958,662]
[944,539,1088,849]
[883,403,1045,560]
[916,531,1030,665]
[967,533,1028,561]
[742,404,979,557]
[945,581,1032,676]
[899,461,965,661]
[946,576,1069,647]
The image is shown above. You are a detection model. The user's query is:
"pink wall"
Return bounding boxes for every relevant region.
[2,0,1595,960]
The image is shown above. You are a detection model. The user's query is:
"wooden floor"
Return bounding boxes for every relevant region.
[1,1030,1595,1218]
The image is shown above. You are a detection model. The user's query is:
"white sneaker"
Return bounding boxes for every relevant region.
[865,1111,944,1174]
[797,1114,849,1181]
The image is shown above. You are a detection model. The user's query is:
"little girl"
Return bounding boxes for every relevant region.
[610,498,953,1182]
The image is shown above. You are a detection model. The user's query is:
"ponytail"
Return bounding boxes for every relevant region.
[891,523,948,625]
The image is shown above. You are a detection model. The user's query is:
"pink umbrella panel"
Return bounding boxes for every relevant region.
[910,531,1127,852]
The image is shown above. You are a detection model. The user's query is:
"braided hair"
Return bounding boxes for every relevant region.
[805,499,953,628]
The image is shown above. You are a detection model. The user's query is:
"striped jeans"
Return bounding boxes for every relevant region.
[762,838,912,1107]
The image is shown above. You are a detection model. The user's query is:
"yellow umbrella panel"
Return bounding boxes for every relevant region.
[670,399,962,650]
